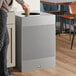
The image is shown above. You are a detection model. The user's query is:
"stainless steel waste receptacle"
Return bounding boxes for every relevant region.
[16,12,56,72]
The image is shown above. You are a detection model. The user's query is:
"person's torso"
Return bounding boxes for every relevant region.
[5,0,12,5]
[1,0,13,12]
[7,0,13,6]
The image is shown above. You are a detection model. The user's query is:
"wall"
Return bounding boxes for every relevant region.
[11,0,40,13]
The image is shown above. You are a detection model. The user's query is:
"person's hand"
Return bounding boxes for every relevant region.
[22,3,30,16]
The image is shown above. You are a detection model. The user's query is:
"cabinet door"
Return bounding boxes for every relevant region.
[7,25,15,67]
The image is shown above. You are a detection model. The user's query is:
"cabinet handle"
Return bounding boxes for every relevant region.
[11,28,12,63]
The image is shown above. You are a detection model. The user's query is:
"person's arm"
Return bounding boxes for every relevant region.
[0,0,4,8]
[16,0,29,9]
[16,0,24,5]
[16,0,30,16]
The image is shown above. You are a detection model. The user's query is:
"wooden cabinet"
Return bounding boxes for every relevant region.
[7,11,15,67]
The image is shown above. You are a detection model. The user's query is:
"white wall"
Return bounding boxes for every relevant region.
[11,0,40,13]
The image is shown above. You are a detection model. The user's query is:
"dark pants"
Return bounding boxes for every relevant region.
[0,9,9,76]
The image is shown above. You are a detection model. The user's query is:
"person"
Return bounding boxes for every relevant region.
[0,0,30,76]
